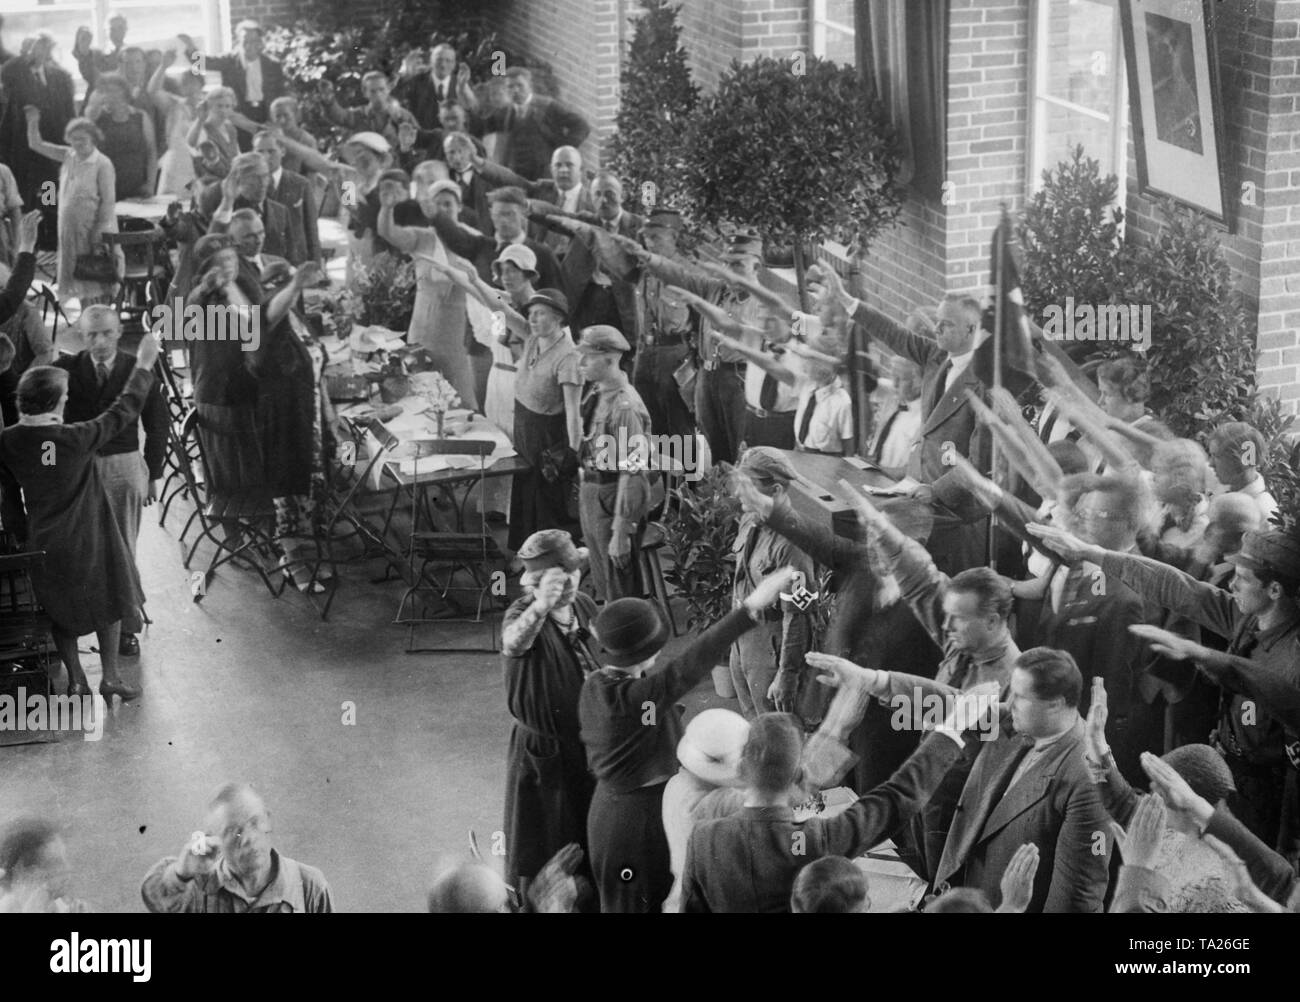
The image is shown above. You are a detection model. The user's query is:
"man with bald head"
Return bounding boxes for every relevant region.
[477,145,594,256]
[54,305,166,658]
[427,860,511,913]
[142,782,333,912]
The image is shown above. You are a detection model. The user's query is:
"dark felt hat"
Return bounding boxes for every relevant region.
[592,598,670,668]
[525,288,570,323]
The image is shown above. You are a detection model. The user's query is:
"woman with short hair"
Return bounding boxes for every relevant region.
[89,71,157,199]
[23,109,120,307]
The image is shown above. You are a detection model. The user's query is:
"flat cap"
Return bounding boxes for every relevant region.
[737,446,799,485]
[640,208,683,233]
[722,227,763,261]
[525,288,570,321]
[1225,529,1300,580]
[517,529,582,573]
[576,324,630,354]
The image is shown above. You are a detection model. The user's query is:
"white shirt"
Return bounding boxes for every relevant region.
[559,183,583,214]
[1232,473,1281,526]
[794,378,854,452]
[270,167,283,192]
[744,353,799,413]
[240,53,263,104]
[876,398,922,470]
[942,348,975,395]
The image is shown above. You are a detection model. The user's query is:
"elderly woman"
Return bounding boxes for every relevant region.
[375,169,478,410]
[579,568,793,912]
[0,819,90,914]
[89,71,157,200]
[499,530,600,907]
[24,108,120,307]
[508,288,582,553]
[0,330,160,700]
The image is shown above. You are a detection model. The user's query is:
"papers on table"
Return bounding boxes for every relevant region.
[348,325,406,355]
[862,476,921,498]
[356,403,517,487]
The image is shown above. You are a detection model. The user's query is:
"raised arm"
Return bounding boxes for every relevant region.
[822,265,941,370]
[261,262,322,330]
[376,199,422,255]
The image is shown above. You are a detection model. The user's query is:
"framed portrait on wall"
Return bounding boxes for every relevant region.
[1119,0,1234,228]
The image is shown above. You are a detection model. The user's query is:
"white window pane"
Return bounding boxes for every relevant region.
[1043,0,1116,117]
[1040,99,1113,167]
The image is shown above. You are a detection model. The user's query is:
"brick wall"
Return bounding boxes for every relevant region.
[1123,0,1300,408]
[230,0,298,28]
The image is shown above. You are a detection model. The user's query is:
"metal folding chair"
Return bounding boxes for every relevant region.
[395,438,507,653]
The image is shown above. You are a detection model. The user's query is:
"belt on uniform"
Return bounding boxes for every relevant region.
[746,404,796,420]
[704,359,746,372]
[494,362,517,373]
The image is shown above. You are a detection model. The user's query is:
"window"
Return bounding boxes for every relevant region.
[811,0,856,68]
[0,0,230,90]
[1029,0,1128,201]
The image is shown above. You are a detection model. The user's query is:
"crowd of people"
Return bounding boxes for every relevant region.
[0,15,1298,916]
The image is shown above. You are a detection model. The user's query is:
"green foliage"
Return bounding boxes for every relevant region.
[606,0,700,214]
[680,56,904,256]
[1245,395,1300,532]
[1123,198,1256,439]
[338,255,417,332]
[661,467,742,635]
[1017,145,1125,340]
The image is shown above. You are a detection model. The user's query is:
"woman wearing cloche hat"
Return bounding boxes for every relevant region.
[578,565,796,912]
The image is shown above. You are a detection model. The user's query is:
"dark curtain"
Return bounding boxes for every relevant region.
[859,0,948,200]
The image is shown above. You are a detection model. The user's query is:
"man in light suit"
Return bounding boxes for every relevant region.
[933,647,1111,913]
[825,269,992,576]
[482,67,590,182]
[253,130,319,266]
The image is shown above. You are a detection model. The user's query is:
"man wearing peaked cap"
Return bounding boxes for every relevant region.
[575,324,655,603]
[1032,521,1300,861]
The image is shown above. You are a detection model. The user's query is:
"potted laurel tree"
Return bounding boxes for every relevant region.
[661,465,743,697]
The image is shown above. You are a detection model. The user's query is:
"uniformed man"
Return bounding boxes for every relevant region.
[626,228,767,465]
[576,325,654,604]
[632,208,696,441]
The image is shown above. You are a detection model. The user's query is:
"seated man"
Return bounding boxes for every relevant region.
[141,782,333,913]
[932,648,1111,912]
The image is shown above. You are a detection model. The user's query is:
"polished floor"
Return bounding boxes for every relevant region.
[0,499,722,912]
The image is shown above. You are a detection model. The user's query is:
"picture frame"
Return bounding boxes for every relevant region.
[1118,0,1234,229]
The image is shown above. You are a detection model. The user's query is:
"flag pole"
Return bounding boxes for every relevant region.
[988,205,1007,573]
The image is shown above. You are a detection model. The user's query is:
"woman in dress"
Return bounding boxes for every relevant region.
[0,330,160,701]
[23,110,120,308]
[578,568,793,911]
[147,51,204,197]
[374,170,478,410]
[499,530,600,908]
[186,86,241,184]
[89,72,156,200]
[508,289,583,553]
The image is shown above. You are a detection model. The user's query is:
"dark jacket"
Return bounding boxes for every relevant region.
[482,96,591,181]
[535,208,643,339]
[54,350,168,480]
[245,311,324,497]
[934,719,1111,912]
[203,53,287,130]
[427,213,562,290]
[268,167,320,264]
[680,731,964,913]
[199,186,294,263]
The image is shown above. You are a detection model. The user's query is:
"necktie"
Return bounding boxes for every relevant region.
[760,372,779,411]
[96,362,109,388]
[797,389,818,444]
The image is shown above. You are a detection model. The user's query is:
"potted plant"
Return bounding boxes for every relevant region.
[661,465,743,697]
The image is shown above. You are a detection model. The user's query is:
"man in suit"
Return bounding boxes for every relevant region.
[530,173,641,339]
[482,67,590,182]
[191,21,286,149]
[54,305,167,658]
[392,42,480,132]
[202,152,294,264]
[253,130,319,266]
[318,72,418,150]
[225,209,292,294]
[427,184,562,290]
[823,269,992,576]
[441,131,498,229]
[476,146,593,257]
[933,647,1111,913]
[0,34,75,251]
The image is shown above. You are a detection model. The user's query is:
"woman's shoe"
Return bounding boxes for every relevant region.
[100,680,141,702]
[67,680,92,698]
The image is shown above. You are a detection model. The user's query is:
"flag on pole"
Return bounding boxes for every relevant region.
[973,207,1037,398]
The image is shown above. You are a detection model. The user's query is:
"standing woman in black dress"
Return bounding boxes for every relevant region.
[579,566,794,912]
[499,529,600,907]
